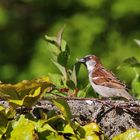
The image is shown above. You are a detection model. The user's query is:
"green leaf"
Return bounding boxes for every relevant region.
[36,120,57,133]
[45,35,58,46]
[57,51,69,67]
[0,84,19,100]
[66,80,76,89]
[60,40,67,51]
[34,119,62,140]
[66,65,79,89]
[5,108,16,119]
[46,115,65,125]
[61,42,70,56]
[48,73,64,88]
[0,106,5,112]
[9,115,37,140]
[9,87,42,108]
[51,99,72,121]
[46,115,70,136]
[70,66,77,87]
[74,62,81,76]
[83,122,104,140]
[52,60,67,81]
[0,77,53,101]
[71,121,85,139]
[112,128,140,140]
[45,25,66,49]
[23,87,42,107]
[77,90,87,98]
[45,26,69,63]
[0,106,9,139]
[8,77,54,107]
[43,115,78,139]
[117,57,140,69]
[45,35,61,61]
[63,123,74,134]
[45,26,70,67]
[57,41,70,67]
[132,73,140,98]
[45,133,64,140]
[56,24,65,47]
[9,99,23,107]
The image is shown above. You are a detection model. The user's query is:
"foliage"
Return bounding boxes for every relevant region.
[0,0,140,138]
[45,27,84,97]
[0,0,140,87]
[0,29,140,139]
[117,41,140,98]
[0,77,53,107]
[0,29,107,139]
[0,78,106,139]
[113,128,140,140]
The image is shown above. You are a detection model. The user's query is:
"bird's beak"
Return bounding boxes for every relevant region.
[77,58,86,63]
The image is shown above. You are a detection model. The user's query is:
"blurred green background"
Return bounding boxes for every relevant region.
[0,0,140,87]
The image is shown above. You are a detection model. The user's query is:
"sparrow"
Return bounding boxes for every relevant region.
[78,55,133,100]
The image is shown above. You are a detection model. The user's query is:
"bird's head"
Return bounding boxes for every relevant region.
[78,55,101,72]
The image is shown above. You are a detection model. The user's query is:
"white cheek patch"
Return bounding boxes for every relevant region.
[86,61,96,72]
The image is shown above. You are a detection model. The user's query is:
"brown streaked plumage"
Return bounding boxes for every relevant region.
[92,66,126,89]
[78,55,133,100]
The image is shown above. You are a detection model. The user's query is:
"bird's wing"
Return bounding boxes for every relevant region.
[92,67,126,89]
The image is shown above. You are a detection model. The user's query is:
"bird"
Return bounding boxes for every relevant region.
[78,55,134,100]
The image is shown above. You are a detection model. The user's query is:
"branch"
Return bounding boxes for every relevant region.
[36,98,140,138]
